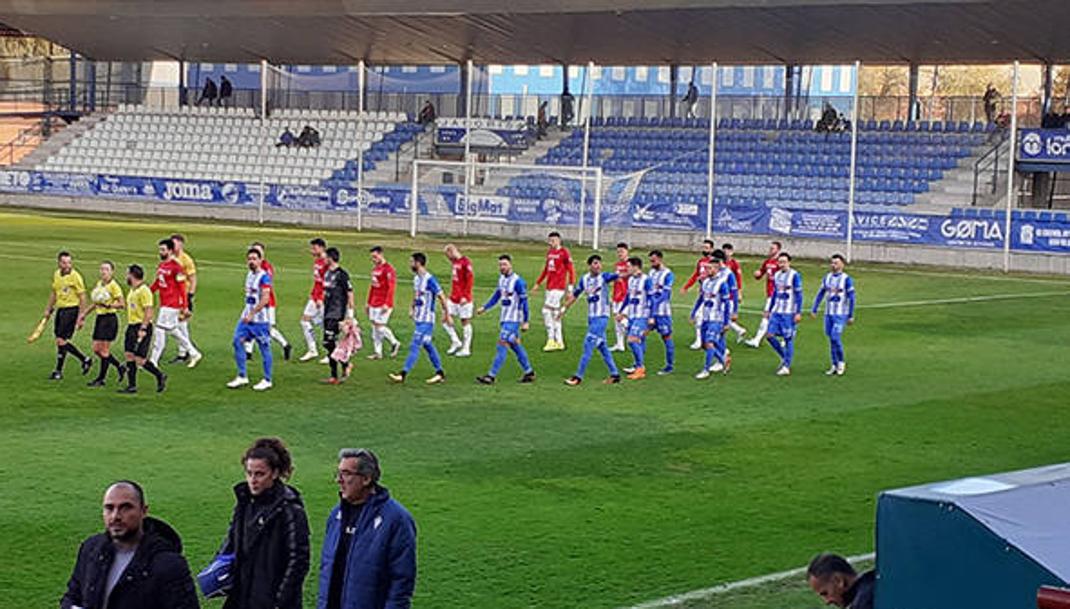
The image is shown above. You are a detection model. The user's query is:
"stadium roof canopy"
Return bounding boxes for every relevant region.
[1,0,1068,66]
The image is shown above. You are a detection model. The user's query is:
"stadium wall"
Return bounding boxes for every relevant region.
[3,192,1069,276]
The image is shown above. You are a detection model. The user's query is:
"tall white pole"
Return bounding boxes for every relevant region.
[846,60,861,261]
[705,62,718,240]
[258,59,268,224]
[593,167,603,250]
[580,62,594,245]
[1003,60,1019,273]
[463,59,473,236]
[357,59,365,232]
[410,159,419,237]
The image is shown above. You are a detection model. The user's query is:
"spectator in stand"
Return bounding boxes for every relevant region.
[61,481,199,609]
[816,102,841,133]
[219,75,233,107]
[682,80,699,119]
[277,127,295,148]
[560,86,575,128]
[418,100,437,125]
[297,125,321,148]
[806,553,875,609]
[198,77,218,107]
[537,101,550,139]
[983,83,1000,124]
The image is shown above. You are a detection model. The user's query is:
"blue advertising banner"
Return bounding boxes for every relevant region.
[1019,129,1070,163]
[435,127,530,150]
[1011,217,1070,253]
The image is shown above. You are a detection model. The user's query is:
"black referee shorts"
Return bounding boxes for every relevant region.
[323,317,341,345]
[54,306,79,340]
[124,324,153,358]
[93,313,119,342]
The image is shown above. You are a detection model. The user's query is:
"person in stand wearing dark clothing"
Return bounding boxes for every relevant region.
[297,125,322,148]
[321,247,355,385]
[217,437,310,609]
[277,127,296,148]
[682,80,699,119]
[418,100,436,125]
[61,480,199,609]
[198,78,218,107]
[537,101,549,138]
[806,553,875,609]
[317,448,416,609]
[983,83,1000,124]
[219,75,233,107]
[560,87,575,127]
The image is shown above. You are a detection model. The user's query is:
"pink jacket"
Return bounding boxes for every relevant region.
[331,318,363,363]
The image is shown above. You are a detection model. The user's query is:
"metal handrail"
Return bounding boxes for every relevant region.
[971,129,1010,206]
[0,120,48,165]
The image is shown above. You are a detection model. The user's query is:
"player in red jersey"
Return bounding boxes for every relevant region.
[148,238,202,368]
[300,238,330,362]
[443,244,475,357]
[679,239,716,349]
[366,246,401,360]
[530,231,576,351]
[722,243,749,343]
[610,242,630,352]
[244,243,293,360]
[745,240,783,348]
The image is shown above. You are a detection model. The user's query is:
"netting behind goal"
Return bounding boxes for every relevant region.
[413,160,611,243]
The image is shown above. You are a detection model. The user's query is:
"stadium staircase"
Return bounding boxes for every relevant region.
[14,114,103,169]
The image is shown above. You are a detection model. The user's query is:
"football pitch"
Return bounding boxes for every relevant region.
[1,208,1069,609]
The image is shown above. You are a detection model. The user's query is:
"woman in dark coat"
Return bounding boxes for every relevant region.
[220,437,311,609]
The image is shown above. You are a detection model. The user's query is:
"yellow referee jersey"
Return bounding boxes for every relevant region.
[176,251,197,276]
[52,269,86,308]
[126,284,154,325]
[92,279,124,315]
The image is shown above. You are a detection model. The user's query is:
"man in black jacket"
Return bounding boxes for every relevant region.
[807,553,875,609]
[61,481,199,609]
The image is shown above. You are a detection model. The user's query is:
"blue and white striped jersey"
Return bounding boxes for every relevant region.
[619,273,653,319]
[765,268,803,315]
[648,266,674,317]
[811,272,856,318]
[572,272,618,319]
[483,272,530,323]
[715,266,739,316]
[242,269,272,324]
[691,273,732,323]
[411,272,442,324]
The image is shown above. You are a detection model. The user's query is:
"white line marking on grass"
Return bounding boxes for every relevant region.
[851,265,1070,285]
[625,552,875,609]
[857,290,1070,309]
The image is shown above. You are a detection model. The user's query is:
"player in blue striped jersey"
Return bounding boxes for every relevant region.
[389,252,451,384]
[689,250,735,379]
[647,250,675,375]
[810,253,856,376]
[763,252,803,376]
[617,257,653,380]
[559,254,621,386]
[476,255,536,384]
[227,248,274,391]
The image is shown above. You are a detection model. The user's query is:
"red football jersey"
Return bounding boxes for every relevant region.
[725,258,743,297]
[310,256,330,302]
[151,258,188,309]
[760,256,779,297]
[536,246,576,291]
[261,259,278,307]
[367,262,397,308]
[450,256,474,304]
[683,255,714,291]
[612,259,629,302]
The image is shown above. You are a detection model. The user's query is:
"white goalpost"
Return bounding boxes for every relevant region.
[411,159,605,248]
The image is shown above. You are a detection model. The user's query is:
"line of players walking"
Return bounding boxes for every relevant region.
[40,231,856,392]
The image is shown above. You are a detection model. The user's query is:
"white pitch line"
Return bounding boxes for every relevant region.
[857,290,1070,309]
[625,552,875,609]
[850,264,1070,285]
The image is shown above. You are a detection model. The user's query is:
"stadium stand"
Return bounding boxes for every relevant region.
[35,104,424,186]
[513,117,995,214]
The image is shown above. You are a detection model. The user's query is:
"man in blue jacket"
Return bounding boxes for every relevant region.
[318,448,416,609]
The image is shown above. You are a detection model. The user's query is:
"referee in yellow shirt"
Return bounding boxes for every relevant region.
[170,233,199,364]
[42,251,91,380]
[80,260,126,387]
[120,264,167,393]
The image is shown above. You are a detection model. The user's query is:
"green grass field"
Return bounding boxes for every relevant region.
[1,208,1069,609]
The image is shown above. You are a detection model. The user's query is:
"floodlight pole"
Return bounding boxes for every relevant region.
[1003,60,1019,273]
[846,60,861,261]
[463,59,473,236]
[705,62,718,241]
[258,59,268,225]
[357,59,365,232]
[579,61,594,245]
